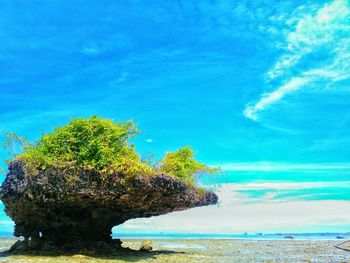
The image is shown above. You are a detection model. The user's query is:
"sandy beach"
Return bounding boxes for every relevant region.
[0,238,349,262]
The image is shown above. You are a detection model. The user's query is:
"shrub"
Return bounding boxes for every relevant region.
[159,146,218,185]
[18,116,147,176]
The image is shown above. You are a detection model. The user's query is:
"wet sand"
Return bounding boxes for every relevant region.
[1,238,350,262]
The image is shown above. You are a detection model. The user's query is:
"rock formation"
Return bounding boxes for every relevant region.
[0,159,218,251]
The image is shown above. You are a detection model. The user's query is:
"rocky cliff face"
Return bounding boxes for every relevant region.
[0,159,218,248]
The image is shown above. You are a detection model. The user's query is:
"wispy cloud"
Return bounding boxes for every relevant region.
[212,162,350,171]
[244,0,350,121]
[243,77,311,120]
[218,181,350,191]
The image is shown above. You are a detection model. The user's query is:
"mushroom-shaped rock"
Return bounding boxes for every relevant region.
[0,159,218,246]
[0,117,218,252]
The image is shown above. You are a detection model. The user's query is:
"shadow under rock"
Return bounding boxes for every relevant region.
[0,241,185,262]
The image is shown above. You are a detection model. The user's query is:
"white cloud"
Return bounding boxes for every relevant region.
[274,0,350,78]
[146,138,153,143]
[118,199,350,234]
[244,0,350,121]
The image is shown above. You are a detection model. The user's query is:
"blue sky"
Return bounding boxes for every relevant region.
[1,0,350,235]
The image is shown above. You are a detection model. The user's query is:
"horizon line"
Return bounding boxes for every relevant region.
[209,162,350,171]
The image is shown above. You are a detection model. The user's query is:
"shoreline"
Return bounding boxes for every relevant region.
[1,237,350,262]
[1,233,350,242]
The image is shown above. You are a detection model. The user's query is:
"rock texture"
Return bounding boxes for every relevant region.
[0,159,218,248]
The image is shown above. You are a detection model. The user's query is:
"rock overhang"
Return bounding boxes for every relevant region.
[0,159,218,245]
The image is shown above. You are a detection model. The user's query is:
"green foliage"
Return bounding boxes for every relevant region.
[159,146,218,185]
[4,116,218,184]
